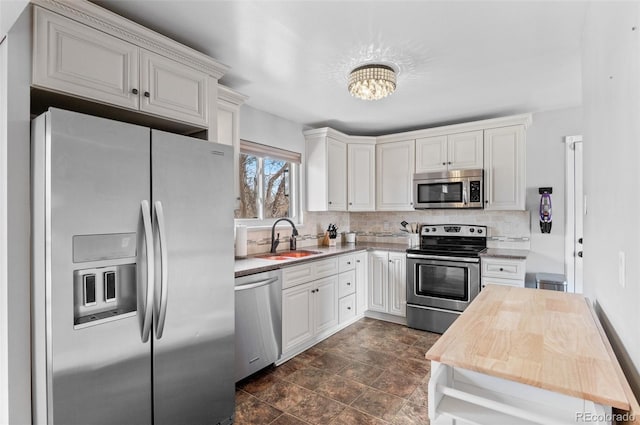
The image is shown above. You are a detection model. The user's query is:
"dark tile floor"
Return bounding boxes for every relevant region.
[235,318,440,425]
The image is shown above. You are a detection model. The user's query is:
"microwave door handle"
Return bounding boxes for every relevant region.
[463,187,468,205]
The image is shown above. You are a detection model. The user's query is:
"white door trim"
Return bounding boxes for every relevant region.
[565,135,583,293]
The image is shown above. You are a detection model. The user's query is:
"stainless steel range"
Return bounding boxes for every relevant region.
[406,224,487,333]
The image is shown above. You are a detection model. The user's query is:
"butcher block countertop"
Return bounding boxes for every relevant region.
[426,285,631,410]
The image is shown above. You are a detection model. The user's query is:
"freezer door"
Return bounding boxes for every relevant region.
[151,130,235,425]
[32,109,152,425]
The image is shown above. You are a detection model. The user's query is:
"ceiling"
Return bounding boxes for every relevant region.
[92,1,588,136]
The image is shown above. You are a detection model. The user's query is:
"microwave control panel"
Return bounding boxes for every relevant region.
[469,180,481,203]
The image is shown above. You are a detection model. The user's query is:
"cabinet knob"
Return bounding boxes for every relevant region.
[349,202,353,205]
[144,91,150,98]
[317,288,320,292]
[347,282,351,286]
[485,200,489,204]
[482,285,486,289]
[347,261,351,265]
[328,201,332,205]
[356,260,360,263]
[389,260,392,263]
[347,306,351,310]
[410,202,413,205]
[442,162,446,166]
[448,161,452,165]
[131,88,139,95]
[499,268,504,271]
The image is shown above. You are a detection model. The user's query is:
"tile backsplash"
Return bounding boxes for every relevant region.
[239,209,530,255]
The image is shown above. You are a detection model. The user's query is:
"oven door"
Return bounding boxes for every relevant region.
[406,254,480,312]
[413,177,469,209]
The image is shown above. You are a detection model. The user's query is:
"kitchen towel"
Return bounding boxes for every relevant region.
[235,225,247,258]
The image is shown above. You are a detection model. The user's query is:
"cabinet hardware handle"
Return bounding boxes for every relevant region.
[349,202,352,205]
[410,202,413,205]
[347,261,351,265]
[448,161,452,165]
[131,88,139,95]
[442,162,446,165]
[317,288,320,292]
[485,200,489,204]
[347,282,351,285]
[328,201,332,205]
[144,91,150,98]
[499,268,504,271]
[347,306,351,310]
[356,260,360,263]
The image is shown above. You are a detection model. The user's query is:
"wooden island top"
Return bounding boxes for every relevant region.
[425,285,630,410]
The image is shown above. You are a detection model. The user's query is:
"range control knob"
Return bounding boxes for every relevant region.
[477,229,483,234]
[432,227,436,232]
[469,228,475,233]
[424,228,430,233]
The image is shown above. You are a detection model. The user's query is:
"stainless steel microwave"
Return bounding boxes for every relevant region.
[413,169,483,209]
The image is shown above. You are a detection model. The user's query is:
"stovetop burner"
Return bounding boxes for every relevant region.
[407,224,487,258]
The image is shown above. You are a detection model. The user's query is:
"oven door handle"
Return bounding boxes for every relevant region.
[406,253,480,263]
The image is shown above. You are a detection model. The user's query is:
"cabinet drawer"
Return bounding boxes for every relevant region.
[314,257,339,280]
[338,270,356,298]
[282,257,339,289]
[481,277,524,289]
[339,293,356,324]
[338,254,356,273]
[482,258,525,280]
[282,263,314,289]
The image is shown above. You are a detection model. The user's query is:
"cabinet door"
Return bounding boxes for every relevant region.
[314,276,338,335]
[327,138,347,211]
[368,251,388,312]
[282,282,314,352]
[33,7,139,110]
[355,252,368,315]
[376,140,415,211]
[140,50,209,127]
[347,143,375,211]
[388,252,407,317]
[415,136,447,173]
[448,130,483,170]
[484,125,525,210]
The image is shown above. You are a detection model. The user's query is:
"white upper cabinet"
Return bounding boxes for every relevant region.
[327,139,348,211]
[484,125,526,210]
[415,130,483,173]
[347,143,375,211]
[376,140,415,211]
[32,4,228,129]
[140,50,209,126]
[305,133,347,211]
[305,130,374,212]
[33,7,140,110]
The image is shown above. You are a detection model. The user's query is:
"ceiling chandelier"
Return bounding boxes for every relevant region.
[348,64,397,101]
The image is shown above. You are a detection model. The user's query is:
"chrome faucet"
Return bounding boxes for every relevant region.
[270,218,298,253]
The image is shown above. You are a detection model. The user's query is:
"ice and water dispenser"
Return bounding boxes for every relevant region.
[72,233,139,327]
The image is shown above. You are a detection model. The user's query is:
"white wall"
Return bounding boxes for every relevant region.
[582,1,640,375]
[0,7,32,425]
[525,107,582,275]
[239,105,306,154]
[0,0,29,40]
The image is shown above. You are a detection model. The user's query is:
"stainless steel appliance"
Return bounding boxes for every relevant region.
[235,269,282,381]
[31,108,235,425]
[406,225,487,333]
[413,169,483,209]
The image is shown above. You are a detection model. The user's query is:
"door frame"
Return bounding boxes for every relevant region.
[564,135,583,293]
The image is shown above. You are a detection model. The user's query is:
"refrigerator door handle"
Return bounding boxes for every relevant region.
[141,200,155,343]
[154,201,169,339]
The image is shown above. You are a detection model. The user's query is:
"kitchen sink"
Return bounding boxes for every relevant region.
[258,250,322,260]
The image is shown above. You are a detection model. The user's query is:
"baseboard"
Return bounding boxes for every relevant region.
[364,310,407,326]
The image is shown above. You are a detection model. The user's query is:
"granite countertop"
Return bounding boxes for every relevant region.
[479,248,529,259]
[235,242,410,278]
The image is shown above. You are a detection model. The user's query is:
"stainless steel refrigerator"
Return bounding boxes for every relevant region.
[31,108,235,425]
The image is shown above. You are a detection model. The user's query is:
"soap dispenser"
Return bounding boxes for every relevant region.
[289,235,297,250]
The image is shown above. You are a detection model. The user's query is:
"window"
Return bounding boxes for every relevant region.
[235,140,301,224]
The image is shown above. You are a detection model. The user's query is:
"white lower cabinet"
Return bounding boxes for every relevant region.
[368,250,406,317]
[355,252,368,315]
[480,257,526,289]
[280,251,367,363]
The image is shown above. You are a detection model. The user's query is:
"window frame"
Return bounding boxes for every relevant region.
[234,140,302,228]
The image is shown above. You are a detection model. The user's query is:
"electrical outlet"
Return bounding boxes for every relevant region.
[618,251,626,288]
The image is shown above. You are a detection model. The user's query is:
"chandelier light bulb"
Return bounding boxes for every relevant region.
[348,64,397,101]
